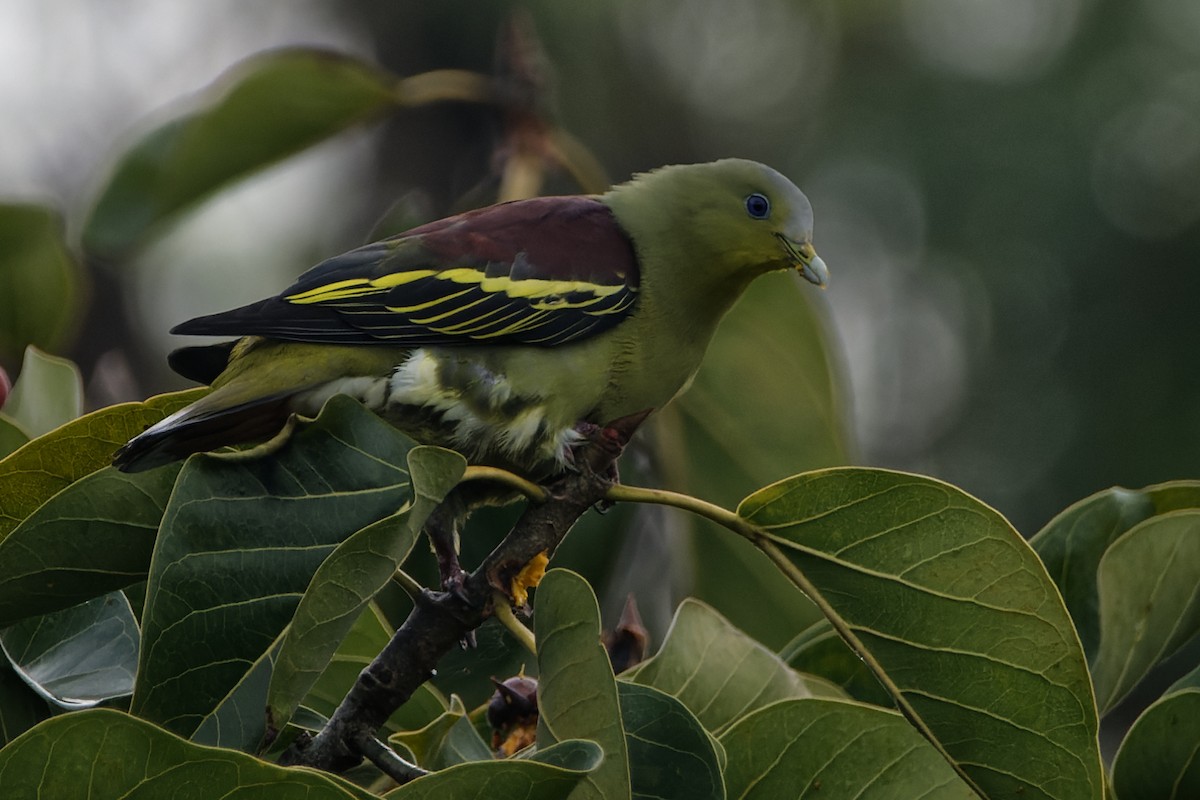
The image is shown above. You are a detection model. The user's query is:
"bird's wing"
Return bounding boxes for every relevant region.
[171,197,640,348]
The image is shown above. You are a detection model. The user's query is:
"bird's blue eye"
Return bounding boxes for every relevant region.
[745,193,771,219]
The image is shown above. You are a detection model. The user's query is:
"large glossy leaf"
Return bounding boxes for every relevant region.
[3,347,83,438]
[535,568,630,800]
[666,274,851,648]
[388,695,492,770]
[0,660,49,747]
[190,635,282,752]
[84,49,400,257]
[0,709,372,799]
[0,464,181,627]
[0,387,204,541]
[0,208,83,364]
[1169,662,1200,693]
[627,598,840,735]
[1146,482,1200,514]
[131,396,415,736]
[301,604,449,739]
[0,417,27,459]
[1089,510,1200,713]
[267,445,465,733]
[617,681,724,800]
[740,468,1103,800]
[381,739,603,800]
[720,698,978,799]
[781,618,893,707]
[1111,687,1200,800]
[0,592,138,708]
[1031,481,1200,660]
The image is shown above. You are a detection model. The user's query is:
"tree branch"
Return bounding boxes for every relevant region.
[277,410,647,777]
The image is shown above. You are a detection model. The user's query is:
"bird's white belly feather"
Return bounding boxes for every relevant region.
[292,348,583,470]
[388,349,583,466]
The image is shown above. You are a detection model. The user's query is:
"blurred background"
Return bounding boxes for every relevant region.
[1,1,1197,639]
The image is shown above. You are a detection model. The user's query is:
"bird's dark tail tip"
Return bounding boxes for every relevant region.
[167,340,238,385]
[114,392,294,473]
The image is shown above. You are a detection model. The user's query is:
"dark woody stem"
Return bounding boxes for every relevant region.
[277,410,648,779]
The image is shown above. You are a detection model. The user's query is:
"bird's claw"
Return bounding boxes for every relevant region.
[565,421,623,485]
[437,567,478,649]
[440,564,469,600]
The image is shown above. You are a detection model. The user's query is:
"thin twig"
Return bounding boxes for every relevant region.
[391,568,425,599]
[460,465,549,501]
[604,484,766,543]
[492,590,537,654]
[351,731,429,785]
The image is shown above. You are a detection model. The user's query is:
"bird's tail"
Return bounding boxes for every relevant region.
[113,388,294,473]
[115,339,393,472]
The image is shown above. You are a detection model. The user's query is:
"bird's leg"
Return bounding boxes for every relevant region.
[424,499,466,596]
[562,422,619,513]
[424,493,479,649]
[565,421,621,484]
[563,411,651,511]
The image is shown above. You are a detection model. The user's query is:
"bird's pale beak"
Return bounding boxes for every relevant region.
[779,236,829,288]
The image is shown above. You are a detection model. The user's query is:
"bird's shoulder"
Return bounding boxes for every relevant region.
[290,195,639,297]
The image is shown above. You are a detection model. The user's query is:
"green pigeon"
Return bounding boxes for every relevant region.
[115,158,828,584]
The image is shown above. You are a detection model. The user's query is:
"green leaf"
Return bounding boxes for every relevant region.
[131,396,415,736]
[388,695,492,770]
[1031,481,1200,660]
[1146,481,1200,514]
[0,592,138,707]
[84,49,399,257]
[0,387,204,542]
[267,446,465,733]
[666,273,851,649]
[0,660,49,747]
[781,618,893,707]
[0,207,83,364]
[190,635,282,751]
[4,347,83,438]
[0,464,180,627]
[303,604,448,737]
[0,708,373,799]
[617,681,724,800]
[740,468,1103,800]
[535,568,630,800]
[1168,662,1200,693]
[676,274,852,492]
[720,698,978,799]
[627,598,837,735]
[1089,510,1200,713]
[1111,688,1200,800]
[0,416,29,459]
[382,739,603,800]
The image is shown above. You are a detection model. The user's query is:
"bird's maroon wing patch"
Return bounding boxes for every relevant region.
[172,196,641,348]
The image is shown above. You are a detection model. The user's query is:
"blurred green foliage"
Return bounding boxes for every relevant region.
[0,0,1195,702]
[2,0,1194,547]
[0,208,83,367]
[0,6,1197,794]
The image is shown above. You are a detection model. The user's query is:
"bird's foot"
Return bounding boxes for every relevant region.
[435,559,477,648]
[561,422,601,474]
[435,550,475,634]
[564,421,623,484]
[564,419,640,513]
[438,558,468,598]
